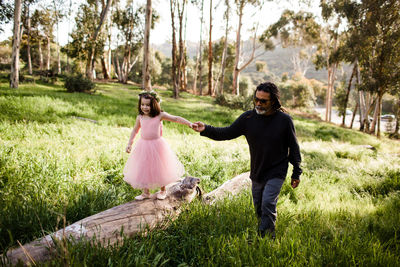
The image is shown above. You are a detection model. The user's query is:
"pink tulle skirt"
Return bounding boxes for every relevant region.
[123,137,184,189]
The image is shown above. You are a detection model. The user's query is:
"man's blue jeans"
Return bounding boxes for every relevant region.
[251,178,285,232]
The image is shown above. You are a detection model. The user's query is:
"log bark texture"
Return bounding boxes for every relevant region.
[3,172,252,266]
[3,177,201,266]
[203,172,251,205]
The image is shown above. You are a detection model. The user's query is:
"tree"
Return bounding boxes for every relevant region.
[113,4,150,84]
[260,10,321,77]
[191,0,205,95]
[142,0,152,90]
[231,0,266,95]
[207,0,213,96]
[214,0,231,96]
[325,0,400,137]
[85,0,113,80]
[10,0,22,88]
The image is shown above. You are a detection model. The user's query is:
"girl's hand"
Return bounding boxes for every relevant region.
[189,123,197,130]
[126,145,132,153]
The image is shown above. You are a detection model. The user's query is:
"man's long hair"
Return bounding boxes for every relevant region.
[254,82,286,113]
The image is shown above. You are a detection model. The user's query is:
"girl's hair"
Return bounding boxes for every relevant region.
[253,82,287,113]
[138,93,161,117]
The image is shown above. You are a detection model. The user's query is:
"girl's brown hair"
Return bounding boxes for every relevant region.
[138,93,161,117]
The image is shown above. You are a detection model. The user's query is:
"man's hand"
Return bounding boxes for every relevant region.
[192,121,205,132]
[291,179,300,189]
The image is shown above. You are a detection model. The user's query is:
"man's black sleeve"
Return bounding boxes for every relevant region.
[287,117,302,180]
[200,112,246,140]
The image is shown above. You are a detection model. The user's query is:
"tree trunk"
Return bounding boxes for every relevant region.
[232,2,243,95]
[26,6,32,75]
[350,101,358,129]
[341,62,357,126]
[38,38,44,71]
[207,0,213,96]
[86,0,113,80]
[142,0,152,91]
[170,0,179,98]
[177,0,186,92]
[10,0,22,89]
[101,55,110,80]
[46,36,51,71]
[3,177,201,266]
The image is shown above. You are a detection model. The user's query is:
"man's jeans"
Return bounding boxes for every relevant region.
[251,178,285,232]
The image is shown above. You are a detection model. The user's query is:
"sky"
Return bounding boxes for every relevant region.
[1,0,321,46]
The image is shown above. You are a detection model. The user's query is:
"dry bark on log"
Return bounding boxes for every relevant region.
[2,176,200,266]
[203,172,251,205]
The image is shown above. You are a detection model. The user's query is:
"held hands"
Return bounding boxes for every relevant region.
[191,121,205,132]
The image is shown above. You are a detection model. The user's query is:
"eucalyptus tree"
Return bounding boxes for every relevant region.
[142,0,152,90]
[231,0,266,95]
[191,0,205,95]
[324,0,400,137]
[83,0,112,80]
[260,10,321,77]
[214,0,232,96]
[169,0,188,98]
[31,8,57,71]
[113,4,154,84]
[10,0,22,88]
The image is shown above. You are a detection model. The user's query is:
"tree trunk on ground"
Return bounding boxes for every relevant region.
[142,0,152,91]
[10,0,22,89]
[3,177,201,266]
[203,172,250,204]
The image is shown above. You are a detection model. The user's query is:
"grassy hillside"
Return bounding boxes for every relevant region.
[0,78,399,266]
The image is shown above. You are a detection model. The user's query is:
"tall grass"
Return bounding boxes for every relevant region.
[1,79,399,266]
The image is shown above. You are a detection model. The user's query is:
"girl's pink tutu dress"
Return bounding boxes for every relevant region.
[123,115,184,189]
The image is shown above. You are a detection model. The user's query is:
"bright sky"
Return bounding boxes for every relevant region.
[1,0,321,46]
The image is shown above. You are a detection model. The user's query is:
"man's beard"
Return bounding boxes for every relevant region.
[255,106,268,115]
[255,107,266,115]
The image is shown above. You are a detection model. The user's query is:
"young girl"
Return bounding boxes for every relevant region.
[124,91,194,200]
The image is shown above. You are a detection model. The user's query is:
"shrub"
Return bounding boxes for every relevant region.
[215,94,253,111]
[64,74,96,93]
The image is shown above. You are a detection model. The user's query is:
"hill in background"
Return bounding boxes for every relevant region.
[153,40,351,84]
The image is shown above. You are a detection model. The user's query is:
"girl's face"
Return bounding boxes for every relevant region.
[140,98,151,115]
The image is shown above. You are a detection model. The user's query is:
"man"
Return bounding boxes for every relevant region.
[193,82,302,239]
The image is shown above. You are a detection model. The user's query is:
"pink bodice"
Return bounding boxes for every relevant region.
[140,115,162,140]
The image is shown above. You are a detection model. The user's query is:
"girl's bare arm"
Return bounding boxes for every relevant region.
[126,116,141,153]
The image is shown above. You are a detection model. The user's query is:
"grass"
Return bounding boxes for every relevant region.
[0,77,399,266]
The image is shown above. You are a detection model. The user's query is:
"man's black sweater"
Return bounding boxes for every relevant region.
[200,109,302,182]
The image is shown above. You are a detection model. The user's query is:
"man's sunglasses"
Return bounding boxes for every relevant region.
[253,97,271,104]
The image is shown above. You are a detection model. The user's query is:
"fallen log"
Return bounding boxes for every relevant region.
[203,172,251,204]
[2,176,201,266]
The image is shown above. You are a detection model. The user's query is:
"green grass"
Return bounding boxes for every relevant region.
[0,79,399,266]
